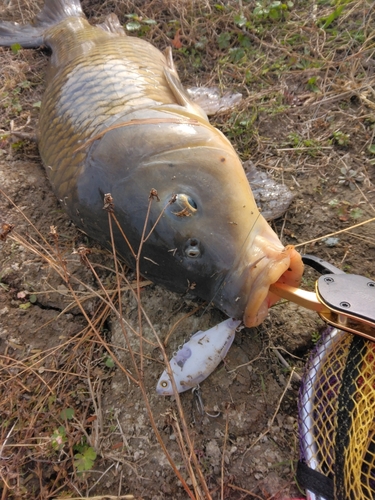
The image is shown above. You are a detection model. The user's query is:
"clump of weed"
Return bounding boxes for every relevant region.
[338,167,365,190]
[328,198,364,221]
[332,130,350,147]
[253,0,294,22]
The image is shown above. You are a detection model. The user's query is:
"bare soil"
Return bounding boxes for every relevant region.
[0,1,374,499]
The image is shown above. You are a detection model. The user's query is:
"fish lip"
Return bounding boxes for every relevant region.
[243,244,303,327]
[210,214,304,327]
[243,260,289,327]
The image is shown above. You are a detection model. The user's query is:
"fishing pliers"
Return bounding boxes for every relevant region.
[270,254,375,341]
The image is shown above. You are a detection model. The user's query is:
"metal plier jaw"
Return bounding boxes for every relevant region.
[269,254,375,341]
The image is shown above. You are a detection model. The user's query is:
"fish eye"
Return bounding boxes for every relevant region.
[185,238,201,258]
[168,194,197,217]
[186,196,197,210]
[160,380,169,388]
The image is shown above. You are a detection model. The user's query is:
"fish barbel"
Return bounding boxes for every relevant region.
[0,0,303,327]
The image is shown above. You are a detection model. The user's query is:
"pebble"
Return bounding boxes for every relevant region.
[0,306,9,316]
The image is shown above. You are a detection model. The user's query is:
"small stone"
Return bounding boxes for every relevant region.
[0,306,9,316]
[205,440,221,467]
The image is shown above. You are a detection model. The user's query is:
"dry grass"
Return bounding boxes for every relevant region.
[1,0,375,498]
[0,185,313,499]
[0,191,213,499]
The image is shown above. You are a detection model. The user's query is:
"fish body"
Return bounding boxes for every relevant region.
[0,0,304,327]
[156,318,241,395]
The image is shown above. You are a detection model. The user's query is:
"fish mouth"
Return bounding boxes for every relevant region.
[212,215,304,328]
[243,237,303,327]
[242,225,304,327]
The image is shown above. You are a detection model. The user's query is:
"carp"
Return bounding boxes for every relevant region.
[0,0,303,327]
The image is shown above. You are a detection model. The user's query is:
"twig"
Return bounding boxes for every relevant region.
[242,369,295,460]
[270,347,302,383]
[164,304,203,346]
[295,217,375,248]
[87,463,115,495]
[228,482,264,499]
[58,496,135,500]
[105,200,200,499]
[0,420,17,458]
[221,408,230,500]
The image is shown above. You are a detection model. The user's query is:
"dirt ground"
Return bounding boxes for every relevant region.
[1,1,375,499]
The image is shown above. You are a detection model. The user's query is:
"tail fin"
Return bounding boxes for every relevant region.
[0,0,84,48]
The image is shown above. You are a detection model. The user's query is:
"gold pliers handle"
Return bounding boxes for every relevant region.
[270,255,375,341]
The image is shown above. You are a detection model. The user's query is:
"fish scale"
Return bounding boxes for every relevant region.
[39,30,177,201]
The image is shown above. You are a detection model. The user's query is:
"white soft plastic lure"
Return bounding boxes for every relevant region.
[156,318,241,396]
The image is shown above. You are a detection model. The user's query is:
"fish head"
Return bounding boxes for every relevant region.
[82,107,303,327]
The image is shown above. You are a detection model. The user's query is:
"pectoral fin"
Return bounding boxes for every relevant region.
[164,47,208,120]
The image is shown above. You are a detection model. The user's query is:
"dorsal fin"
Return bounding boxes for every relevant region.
[34,0,84,27]
[97,13,126,36]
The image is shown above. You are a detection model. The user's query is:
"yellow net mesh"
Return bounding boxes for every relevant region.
[298,327,375,500]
